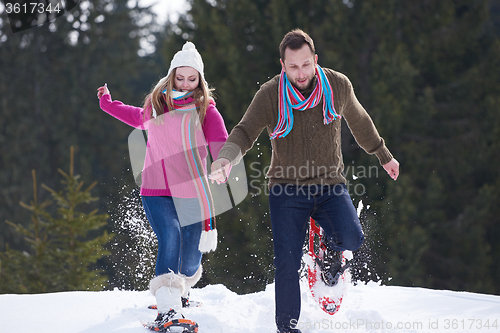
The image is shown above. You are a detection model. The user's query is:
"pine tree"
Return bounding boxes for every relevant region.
[0,0,161,258]
[0,147,114,293]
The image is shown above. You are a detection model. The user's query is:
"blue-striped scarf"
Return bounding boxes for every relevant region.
[271,65,340,139]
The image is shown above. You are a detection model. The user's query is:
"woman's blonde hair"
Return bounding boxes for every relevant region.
[143,68,214,124]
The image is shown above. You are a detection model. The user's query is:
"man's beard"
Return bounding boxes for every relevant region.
[290,74,315,91]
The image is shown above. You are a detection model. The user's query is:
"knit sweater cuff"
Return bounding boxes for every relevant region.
[217,142,243,165]
[374,145,393,166]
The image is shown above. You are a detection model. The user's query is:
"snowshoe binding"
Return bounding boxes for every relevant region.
[143,309,198,333]
[315,248,351,287]
[181,296,202,308]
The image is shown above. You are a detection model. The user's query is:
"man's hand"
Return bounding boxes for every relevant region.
[209,158,231,184]
[383,158,400,181]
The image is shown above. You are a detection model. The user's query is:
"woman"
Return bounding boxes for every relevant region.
[97,42,228,331]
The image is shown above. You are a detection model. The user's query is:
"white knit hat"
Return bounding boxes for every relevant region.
[167,41,205,81]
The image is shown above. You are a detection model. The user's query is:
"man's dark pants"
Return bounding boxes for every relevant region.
[269,183,364,331]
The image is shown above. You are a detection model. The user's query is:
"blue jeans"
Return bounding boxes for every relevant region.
[269,183,364,331]
[142,196,202,277]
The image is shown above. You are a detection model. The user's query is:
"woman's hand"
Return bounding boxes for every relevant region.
[96,83,110,99]
[209,158,231,184]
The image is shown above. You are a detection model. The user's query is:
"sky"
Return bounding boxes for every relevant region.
[138,0,190,23]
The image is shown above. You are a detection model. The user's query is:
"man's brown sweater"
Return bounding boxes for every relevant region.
[217,68,393,187]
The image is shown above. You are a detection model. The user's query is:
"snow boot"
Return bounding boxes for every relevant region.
[146,272,198,332]
[181,294,202,308]
[148,267,203,311]
[148,296,201,310]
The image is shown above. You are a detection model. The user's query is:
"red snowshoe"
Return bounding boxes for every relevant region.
[305,218,352,315]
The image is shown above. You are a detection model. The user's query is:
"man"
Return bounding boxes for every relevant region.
[210,29,399,333]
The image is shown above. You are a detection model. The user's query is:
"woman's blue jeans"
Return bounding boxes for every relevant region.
[142,196,202,277]
[269,183,364,331]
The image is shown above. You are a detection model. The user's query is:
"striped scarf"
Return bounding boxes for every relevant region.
[270,65,340,139]
[172,91,217,253]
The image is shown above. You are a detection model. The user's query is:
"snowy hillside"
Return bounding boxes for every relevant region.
[1,280,499,333]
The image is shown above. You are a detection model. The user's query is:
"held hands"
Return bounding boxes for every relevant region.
[96,83,110,99]
[210,157,399,183]
[209,158,231,184]
[383,158,400,181]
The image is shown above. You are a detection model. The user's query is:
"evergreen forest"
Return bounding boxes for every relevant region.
[1,0,500,296]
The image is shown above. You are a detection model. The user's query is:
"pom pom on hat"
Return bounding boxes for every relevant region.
[167,41,205,81]
[182,41,196,51]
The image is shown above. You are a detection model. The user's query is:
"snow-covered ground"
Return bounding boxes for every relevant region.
[1,280,499,333]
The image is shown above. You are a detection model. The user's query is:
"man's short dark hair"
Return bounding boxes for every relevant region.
[279,29,316,61]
